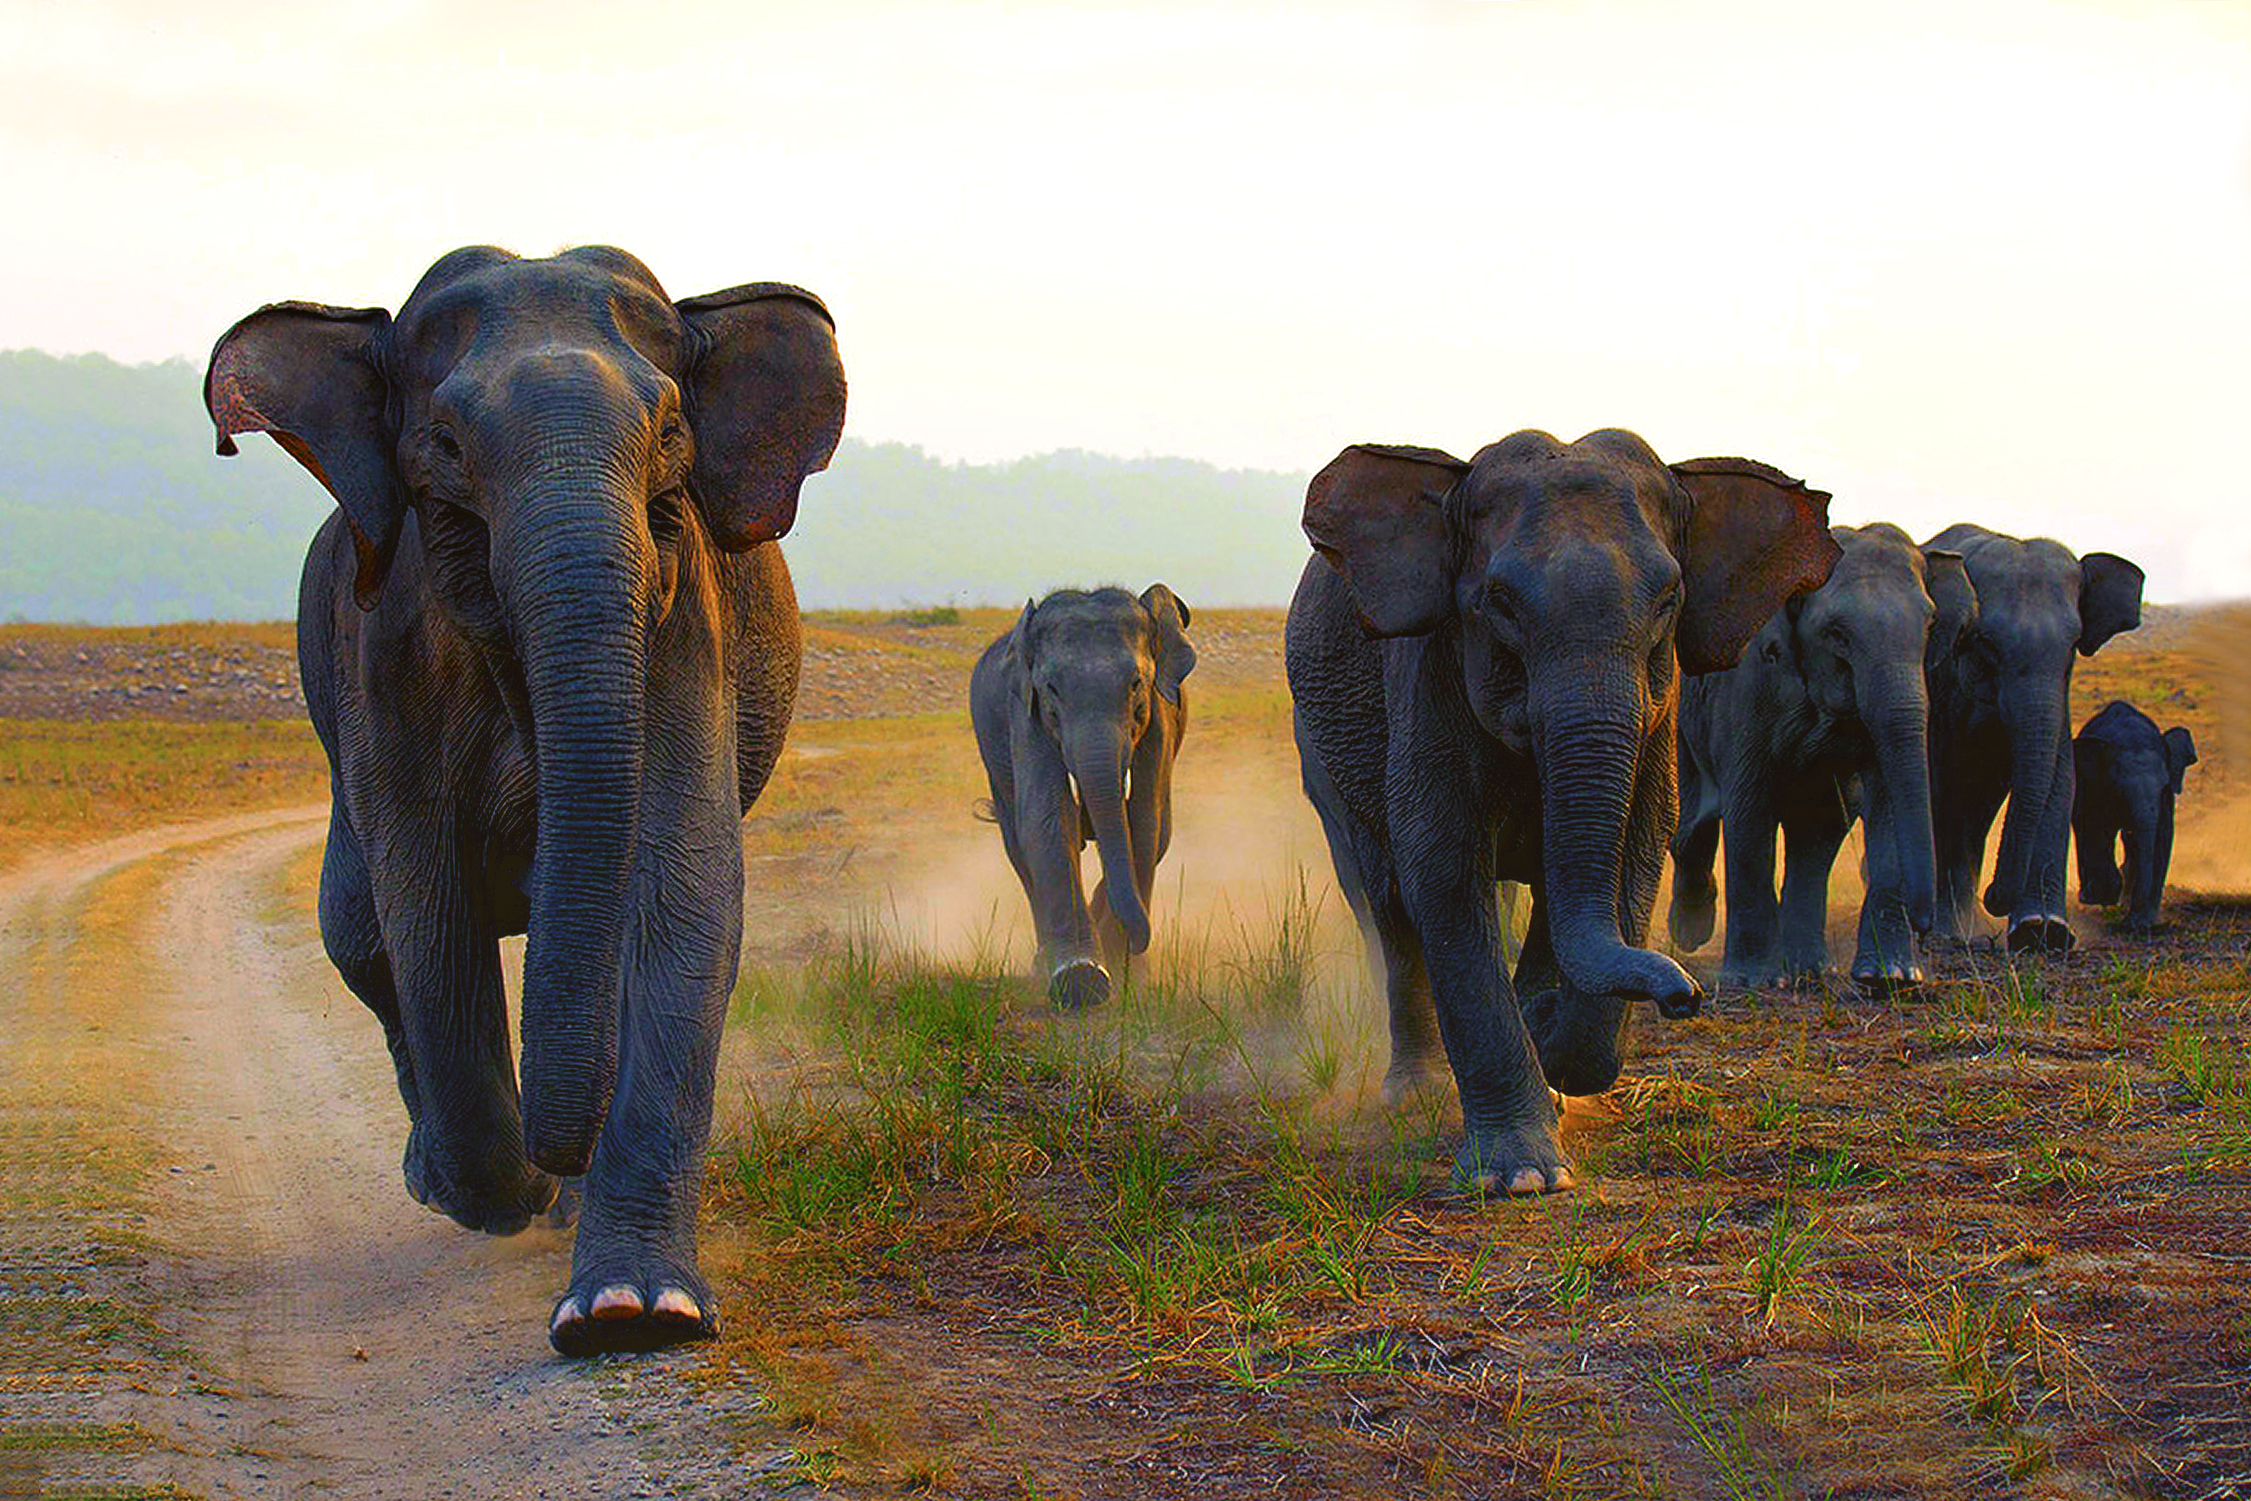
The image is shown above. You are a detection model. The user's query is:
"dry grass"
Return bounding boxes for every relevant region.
[692,896,2251,1499]
[0,718,325,864]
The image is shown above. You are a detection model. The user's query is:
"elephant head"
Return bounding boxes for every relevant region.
[1011,585,1197,957]
[1780,524,1977,935]
[2164,726,2199,794]
[1307,429,1839,1023]
[204,246,845,1174]
[1927,526,2143,935]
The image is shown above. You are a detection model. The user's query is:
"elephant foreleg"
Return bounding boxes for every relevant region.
[1395,813,1566,1194]
[1778,785,1849,983]
[553,788,742,1355]
[1718,779,1784,989]
[371,818,554,1237]
[2013,733,2078,953]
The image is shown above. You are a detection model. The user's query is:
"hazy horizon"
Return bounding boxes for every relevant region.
[4,0,2247,601]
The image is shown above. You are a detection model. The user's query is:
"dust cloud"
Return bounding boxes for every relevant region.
[874,725,1359,985]
[2170,606,2251,895]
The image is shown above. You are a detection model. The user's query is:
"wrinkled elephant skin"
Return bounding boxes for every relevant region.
[970,586,1196,1007]
[1673,524,1976,992]
[204,246,846,1355]
[1287,430,1840,1193]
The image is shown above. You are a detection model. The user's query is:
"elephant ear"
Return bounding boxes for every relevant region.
[204,301,399,610]
[1302,443,1467,637]
[1140,584,1197,704]
[675,283,847,550]
[1670,459,1841,675]
[2164,726,2198,794]
[2077,551,2144,656]
[1921,548,1979,667]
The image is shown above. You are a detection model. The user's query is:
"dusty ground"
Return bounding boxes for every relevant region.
[1,601,2246,1499]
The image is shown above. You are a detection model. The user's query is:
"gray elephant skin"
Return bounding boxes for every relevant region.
[1286,431,1840,1194]
[1924,525,2143,953]
[970,586,1196,1008]
[204,246,846,1355]
[2073,700,2197,932]
[1671,524,1977,990]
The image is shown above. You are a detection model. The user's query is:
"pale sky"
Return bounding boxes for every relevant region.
[4,0,2247,599]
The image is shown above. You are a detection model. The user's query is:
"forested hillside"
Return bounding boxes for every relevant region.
[0,351,1314,623]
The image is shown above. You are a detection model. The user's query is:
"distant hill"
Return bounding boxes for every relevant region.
[0,351,1315,624]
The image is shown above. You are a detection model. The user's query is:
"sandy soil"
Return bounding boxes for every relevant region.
[0,809,781,1499]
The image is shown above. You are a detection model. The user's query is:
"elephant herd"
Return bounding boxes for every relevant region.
[204,246,2199,1354]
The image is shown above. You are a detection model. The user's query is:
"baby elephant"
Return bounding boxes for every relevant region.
[971,586,1196,1008]
[2073,700,2197,932]
[1673,524,1978,990]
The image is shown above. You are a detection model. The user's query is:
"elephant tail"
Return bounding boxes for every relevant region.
[972,798,999,824]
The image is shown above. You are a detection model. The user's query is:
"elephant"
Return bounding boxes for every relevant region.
[203,245,845,1355]
[969,585,1196,1008]
[1670,524,1978,991]
[1923,525,2143,953]
[2073,700,2197,932]
[1286,430,1839,1193]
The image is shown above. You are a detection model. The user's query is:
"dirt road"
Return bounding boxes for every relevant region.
[0,809,779,1500]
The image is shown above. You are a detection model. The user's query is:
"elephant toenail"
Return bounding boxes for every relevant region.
[550,1297,582,1335]
[590,1284,644,1320]
[651,1288,701,1323]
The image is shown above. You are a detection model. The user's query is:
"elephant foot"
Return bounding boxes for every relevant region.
[1668,883,1717,953]
[1453,1121,1574,1197]
[402,1123,557,1236]
[1780,956,1834,989]
[1520,988,1626,1098]
[1379,1049,1445,1107]
[1851,962,1924,995]
[2006,916,2074,955]
[549,1271,716,1357]
[1047,958,1111,1011]
[544,1177,582,1230]
[1717,959,1786,992]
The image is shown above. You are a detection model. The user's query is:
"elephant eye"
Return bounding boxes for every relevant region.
[430,427,463,463]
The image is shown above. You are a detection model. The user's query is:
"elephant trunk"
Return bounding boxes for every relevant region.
[1065,721,1149,953]
[1861,666,1938,933]
[1984,677,2067,918]
[510,490,652,1176]
[1531,666,1698,1016]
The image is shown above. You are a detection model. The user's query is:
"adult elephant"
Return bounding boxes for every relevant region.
[2073,700,2197,933]
[1923,525,2143,952]
[969,585,1196,1009]
[204,246,845,1355]
[1288,431,1839,1193]
[1671,524,1977,990]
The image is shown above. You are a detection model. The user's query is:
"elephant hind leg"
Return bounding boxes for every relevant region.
[1668,784,1722,953]
[319,805,420,1122]
[1300,742,1436,1102]
[1372,885,1441,1104]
